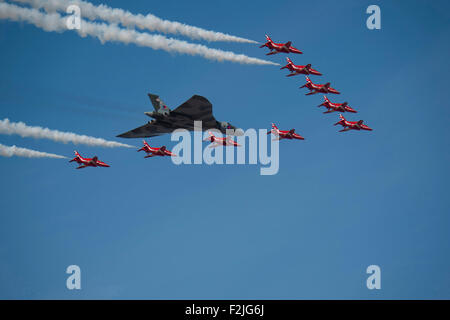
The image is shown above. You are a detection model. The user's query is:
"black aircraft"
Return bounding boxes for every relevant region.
[117,94,242,138]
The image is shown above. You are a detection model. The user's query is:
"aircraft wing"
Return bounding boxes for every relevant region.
[117,121,174,138]
[169,95,221,131]
[171,95,215,122]
[208,142,222,148]
[148,93,166,111]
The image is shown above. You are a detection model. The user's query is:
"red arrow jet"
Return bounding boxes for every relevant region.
[300,76,340,96]
[259,35,303,55]
[138,140,176,158]
[318,96,357,113]
[334,114,373,132]
[267,123,305,140]
[281,58,322,77]
[69,151,110,169]
[203,131,241,148]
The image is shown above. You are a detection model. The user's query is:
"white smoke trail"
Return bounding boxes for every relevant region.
[0,118,134,148]
[0,143,67,159]
[11,0,257,43]
[0,2,276,65]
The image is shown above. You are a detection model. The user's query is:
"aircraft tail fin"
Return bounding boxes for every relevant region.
[148,93,160,111]
[281,57,292,70]
[138,140,149,152]
[339,114,345,121]
[265,34,271,42]
[203,131,213,142]
[148,93,170,112]
[271,123,278,130]
[285,41,292,47]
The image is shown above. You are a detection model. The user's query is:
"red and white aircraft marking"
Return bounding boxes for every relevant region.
[138,140,176,158]
[281,58,322,77]
[318,96,357,113]
[267,123,305,140]
[259,35,303,55]
[69,151,110,169]
[334,114,372,132]
[203,131,241,148]
[300,76,340,95]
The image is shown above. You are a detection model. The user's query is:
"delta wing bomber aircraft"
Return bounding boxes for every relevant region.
[118,94,243,138]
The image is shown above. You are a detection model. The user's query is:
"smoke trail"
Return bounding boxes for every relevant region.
[0,2,277,65]
[0,143,67,159]
[12,0,257,43]
[0,118,134,148]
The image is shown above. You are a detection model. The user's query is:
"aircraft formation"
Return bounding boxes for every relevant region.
[71,34,372,169]
[261,34,373,134]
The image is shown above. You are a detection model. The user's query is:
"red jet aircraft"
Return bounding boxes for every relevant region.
[300,76,340,96]
[138,140,176,158]
[318,96,357,113]
[69,151,110,169]
[203,131,241,148]
[259,35,303,55]
[281,57,322,77]
[267,123,305,140]
[334,114,372,132]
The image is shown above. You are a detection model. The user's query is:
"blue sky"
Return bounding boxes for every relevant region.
[0,0,449,299]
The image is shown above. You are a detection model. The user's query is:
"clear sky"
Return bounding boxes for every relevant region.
[0,0,449,299]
